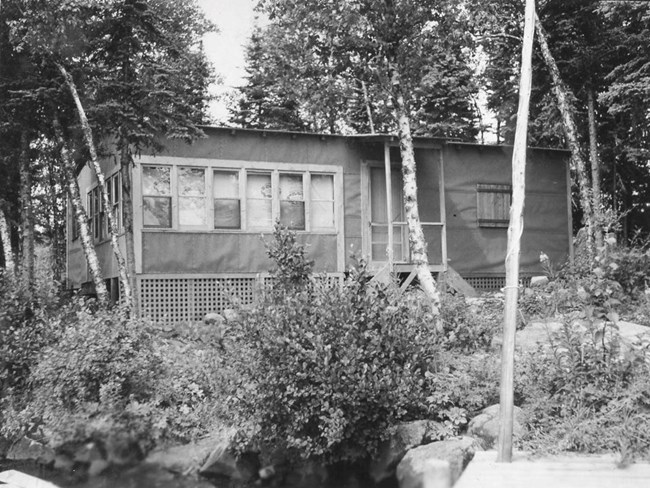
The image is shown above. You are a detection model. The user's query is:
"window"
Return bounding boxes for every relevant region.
[213,170,241,229]
[246,172,273,229]
[106,172,122,234]
[310,174,335,230]
[142,166,172,228]
[477,184,511,228]
[140,164,337,232]
[280,173,305,230]
[87,186,104,241]
[178,167,206,226]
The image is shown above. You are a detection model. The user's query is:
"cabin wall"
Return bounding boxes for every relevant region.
[67,158,123,288]
[443,144,570,277]
[138,128,352,275]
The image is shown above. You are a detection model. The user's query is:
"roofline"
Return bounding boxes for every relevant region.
[199,125,570,153]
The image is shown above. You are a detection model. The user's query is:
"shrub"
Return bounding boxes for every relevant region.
[439,294,502,352]
[224,226,447,464]
[516,310,650,462]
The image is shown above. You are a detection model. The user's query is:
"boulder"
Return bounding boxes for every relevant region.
[199,445,259,484]
[145,436,218,475]
[396,436,481,488]
[369,420,443,483]
[529,276,549,288]
[6,437,55,466]
[467,404,526,449]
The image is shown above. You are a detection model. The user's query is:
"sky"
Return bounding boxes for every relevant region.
[197,0,260,123]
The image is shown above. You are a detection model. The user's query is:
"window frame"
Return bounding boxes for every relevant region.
[138,160,340,234]
[476,183,512,228]
[142,165,173,229]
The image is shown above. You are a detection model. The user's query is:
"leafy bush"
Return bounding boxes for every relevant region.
[1,301,227,453]
[439,294,502,352]
[517,310,650,463]
[0,274,60,396]
[224,226,446,464]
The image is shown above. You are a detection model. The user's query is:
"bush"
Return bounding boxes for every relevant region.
[439,294,502,352]
[516,310,650,462]
[1,301,229,452]
[224,226,447,464]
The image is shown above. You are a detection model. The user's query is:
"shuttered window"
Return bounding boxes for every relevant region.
[477,184,511,228]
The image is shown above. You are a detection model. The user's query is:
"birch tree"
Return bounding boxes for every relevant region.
[0,205,14,276]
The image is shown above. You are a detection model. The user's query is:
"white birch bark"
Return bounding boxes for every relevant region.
[19,131,35,290]
[54,118,110,304]
[119,143,140,315]
[587,87,604,249]
[535,13,594,260]
[0,208,15,277]
[56,63,132,308]
[389,65,441,316]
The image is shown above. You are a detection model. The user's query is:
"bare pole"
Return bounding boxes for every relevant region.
[497,0,535,463]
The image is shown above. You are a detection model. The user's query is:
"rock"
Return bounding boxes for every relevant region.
[222,308,240,323]
[529,276,549,288]
[73,441,104,464]
[515,321,564,351]
[88,459,111,477]
[467,404,526,449]
[0,470,61,488]
[203,312,224,326]
[199,446,260,483]
[145,435,223,475]
[396,436,481,488]
[6,437,55,466]
[369,420,443,483]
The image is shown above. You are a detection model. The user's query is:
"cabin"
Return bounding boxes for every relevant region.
[66,127,572,323]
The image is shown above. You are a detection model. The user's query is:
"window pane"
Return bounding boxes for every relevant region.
[310,174,333,200]
[215,199,241,229]
[142,166,171,195]
[247,173,272,228]
[113,174,120,203]
[247,173,272,199]
[248,199,272,228]
[311,201,334,229]
[179,197,206,225]
[213,171,239,198]
[280,201,305,230]
[179,167,205,196]
[143,196,171,227]
[280,174,303,201]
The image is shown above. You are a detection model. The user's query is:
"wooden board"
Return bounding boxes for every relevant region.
[455,451,650,488]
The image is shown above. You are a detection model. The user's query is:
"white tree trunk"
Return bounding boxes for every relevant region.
[535,13,594,260]
[119,143,140,315]
[389,65,441,316]
[498,0,535,463]
[57,63,132,308]
[0,208,15,276]
[19,131,35,290]
[54,118,110,304]
[587,87,604,249]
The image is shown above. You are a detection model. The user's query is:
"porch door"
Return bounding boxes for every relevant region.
[369,166,409,262]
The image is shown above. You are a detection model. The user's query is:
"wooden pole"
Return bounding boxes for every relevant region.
[497,0,535,463]
[384,141,394,269]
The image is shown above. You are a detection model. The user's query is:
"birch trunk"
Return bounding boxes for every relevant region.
[498,0,535,463]
[389,65,441,316]
[587,87,603,249]
[56,63,132,308]
[0,208,15,276]
[19,131,35,290]
[361,80,375,134]
[120,143,140,315]
[53,118,109,304]
[535,13,594,260]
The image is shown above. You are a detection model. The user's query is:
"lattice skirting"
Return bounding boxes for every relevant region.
[464,275,532,291]
[139,274,343,324]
